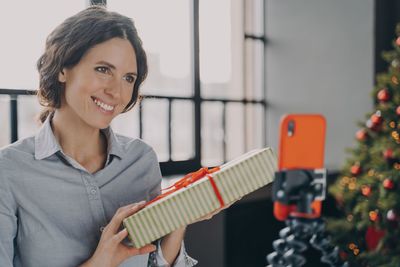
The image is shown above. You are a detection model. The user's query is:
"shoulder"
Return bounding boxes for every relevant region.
[0,135,35,164]
[114,133,158,161]
[0,135,35,186]
[113,134,162,187]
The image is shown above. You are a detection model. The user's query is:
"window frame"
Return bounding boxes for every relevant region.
[0,0,267,176]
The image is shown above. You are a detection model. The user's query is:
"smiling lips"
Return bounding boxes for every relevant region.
[91,96,116,113]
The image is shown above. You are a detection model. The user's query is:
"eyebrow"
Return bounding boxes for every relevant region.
[95,61,137,76]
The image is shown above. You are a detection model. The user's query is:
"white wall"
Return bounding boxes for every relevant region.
[265,0,374,169]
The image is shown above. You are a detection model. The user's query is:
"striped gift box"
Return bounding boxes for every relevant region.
[123,147,277,248]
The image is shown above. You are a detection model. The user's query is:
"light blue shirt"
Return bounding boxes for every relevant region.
[0,113,197,267]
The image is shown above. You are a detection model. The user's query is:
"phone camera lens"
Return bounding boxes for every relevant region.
[288,120,295,137]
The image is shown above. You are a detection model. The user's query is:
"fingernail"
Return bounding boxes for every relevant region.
[138,200,146,205]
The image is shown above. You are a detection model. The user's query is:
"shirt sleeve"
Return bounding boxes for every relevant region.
[148,240,198,267]
[0,170,18,267]
[146,148,162,201]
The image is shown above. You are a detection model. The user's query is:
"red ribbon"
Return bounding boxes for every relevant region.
[145,167,225,208]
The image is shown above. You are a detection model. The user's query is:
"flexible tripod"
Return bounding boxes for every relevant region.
[266,169,349,267]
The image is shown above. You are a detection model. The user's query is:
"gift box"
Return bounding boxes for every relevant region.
[123,147,277,248]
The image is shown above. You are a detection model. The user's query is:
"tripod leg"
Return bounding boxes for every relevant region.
[266,218,308,267]
[309,219,349,267]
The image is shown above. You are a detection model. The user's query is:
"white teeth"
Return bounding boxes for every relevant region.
[93,98,114,111]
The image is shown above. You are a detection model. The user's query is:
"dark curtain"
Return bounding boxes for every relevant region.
[375,0,400,74]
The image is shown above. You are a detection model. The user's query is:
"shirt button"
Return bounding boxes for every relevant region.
[91,189,97,195]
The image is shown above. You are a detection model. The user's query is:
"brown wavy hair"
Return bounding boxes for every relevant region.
[36,5,147,123]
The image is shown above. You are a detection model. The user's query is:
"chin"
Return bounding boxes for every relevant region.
[87,117,112,130]
[98,121,111,130]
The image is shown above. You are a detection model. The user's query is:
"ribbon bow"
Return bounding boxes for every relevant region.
[145,167,224,208]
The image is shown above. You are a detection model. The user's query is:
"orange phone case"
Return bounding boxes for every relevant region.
[274,114,326,221]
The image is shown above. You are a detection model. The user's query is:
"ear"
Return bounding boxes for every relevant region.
[58,68,67,83]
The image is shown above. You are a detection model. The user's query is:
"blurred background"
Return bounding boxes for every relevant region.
[0,0,398,266]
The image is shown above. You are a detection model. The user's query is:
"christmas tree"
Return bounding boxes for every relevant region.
[328,24,400,267]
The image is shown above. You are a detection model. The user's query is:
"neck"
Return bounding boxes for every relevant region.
[51,107,107,164]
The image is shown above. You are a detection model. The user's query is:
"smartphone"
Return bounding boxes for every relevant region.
[273,114,326,221]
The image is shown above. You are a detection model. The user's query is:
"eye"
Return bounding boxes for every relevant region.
[95,66,110,74]
[124,75,136,84]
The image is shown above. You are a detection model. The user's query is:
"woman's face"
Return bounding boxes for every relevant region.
[58,37,138,129]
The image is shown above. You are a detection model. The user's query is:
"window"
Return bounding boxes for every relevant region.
[0,0,266,176]
[245,0,266,161]
[108,0,193,163]
[0,0,87,146]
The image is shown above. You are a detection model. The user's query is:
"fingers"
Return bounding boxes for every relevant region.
[105,227,156,261]
[113,228,156,251]
[122,243,157,258]
[106,201,146,235]
[114,228,129,243]
[138,244,157,254]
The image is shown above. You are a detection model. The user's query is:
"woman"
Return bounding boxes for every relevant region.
[0,5,213,267]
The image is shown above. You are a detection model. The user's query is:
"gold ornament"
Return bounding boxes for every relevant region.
[391,131,400,140]
[369,210,379,221]
[348,243,356,250]
[392,76,399,85]
[348,182,356,190]
[348,243,360,256]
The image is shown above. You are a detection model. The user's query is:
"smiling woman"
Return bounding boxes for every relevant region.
[36,7,147,125]
[0,5,201,267]
[55,38,138,130]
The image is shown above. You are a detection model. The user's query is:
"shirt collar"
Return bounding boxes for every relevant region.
[100,125,125,160]
[34,112,125,160]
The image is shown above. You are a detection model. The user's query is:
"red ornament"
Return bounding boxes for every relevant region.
[365,226,385,251]
[366,119,378,131]
[396,37,400,46]
[383,148,394,160]
[339,251,348,261]
[367,112,383,131]
[371,113,383,125]
[361,185,371,197]
[350,164,362,176]
[383,178,395,190]
[355,129,368,141]
[397,106,400,116]
[377,88,391,102]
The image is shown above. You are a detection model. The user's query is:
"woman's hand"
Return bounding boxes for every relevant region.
[80,201,156,267]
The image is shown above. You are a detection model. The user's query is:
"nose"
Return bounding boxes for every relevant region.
[104,77,122,101]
